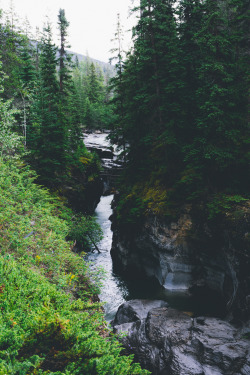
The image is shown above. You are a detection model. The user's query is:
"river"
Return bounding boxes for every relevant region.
[85,194,226,322]
[85,195,129,322]
[84,133,225,322]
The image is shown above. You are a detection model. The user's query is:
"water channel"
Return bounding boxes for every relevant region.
[84,133,225,322]
[85,194,129,322]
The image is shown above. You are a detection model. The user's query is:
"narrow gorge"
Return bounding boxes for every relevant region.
[1,1,248,373]
[86,132,250,375]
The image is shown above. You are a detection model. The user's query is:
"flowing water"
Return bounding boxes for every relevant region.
[85,195,130,322]
[84,133,225,321]
[85,194,225,321]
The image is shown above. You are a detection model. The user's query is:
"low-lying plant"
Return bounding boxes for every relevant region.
[0,157,149,374]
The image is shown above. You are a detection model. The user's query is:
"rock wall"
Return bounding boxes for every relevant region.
[62,174,103,213]
[83,131,123,195]
[111,199,250,320]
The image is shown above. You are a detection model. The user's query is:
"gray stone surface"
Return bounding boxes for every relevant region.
[111,202,250,319]
[113,301,250,375]
[113,299,169,326]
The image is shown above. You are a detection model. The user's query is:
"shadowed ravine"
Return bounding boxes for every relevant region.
[85,195,226,322]
[83,133,227,322]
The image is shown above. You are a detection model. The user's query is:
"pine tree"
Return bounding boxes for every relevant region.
[31,22,65,186]
[183,0,249,196]
[58,8,72,97]
[87,62,104,104]
[0,6,25,100]
[19,38,36,89]
[113,0,182,183]
[17,36,37,146]
[72,62,87,125]
[109,13,127,153]
[178,0,202,135]
[57,8,82,155]
[0,57,24,160]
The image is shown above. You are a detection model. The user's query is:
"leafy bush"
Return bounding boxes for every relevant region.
[0,255,148,374]
[67,214,103,251]
[206,194,248,219]
[0,61,25,161]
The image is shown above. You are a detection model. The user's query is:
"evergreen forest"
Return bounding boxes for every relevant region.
[0,0,249,374]
[110,0,249,228]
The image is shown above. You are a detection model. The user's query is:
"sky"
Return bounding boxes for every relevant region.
[0,0,138,62]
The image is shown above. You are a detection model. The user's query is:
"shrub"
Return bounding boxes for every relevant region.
[0,156,149,374]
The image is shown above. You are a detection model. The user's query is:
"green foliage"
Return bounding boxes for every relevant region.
[0,158,82,283]
[110,0,249,224]
[0,9,27,100]
[0,5,112,190]
[67,215,103,251]
[0,155,148,374]
[206,194,248,220]
[0,60,25,160]
[30,21,66,186]
[58,8,71,97]
[0,255,148,374]
[117,193,145,228]
[0,8,148,372]
[72,58,114,130]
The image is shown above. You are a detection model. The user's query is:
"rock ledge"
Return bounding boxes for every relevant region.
[113,300,250,375]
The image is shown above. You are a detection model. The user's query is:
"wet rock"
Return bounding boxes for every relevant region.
[88,146,113,159]
[112,211,213,292]
[113,299,169,326]
[113,302,250,375]
[111,200,250,320]
[83,132,123,194]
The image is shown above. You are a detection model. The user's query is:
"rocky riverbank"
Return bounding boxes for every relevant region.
[113,300,250,375]
[111,197,250,321]
[83,132,123,195]
[82,133,250,374]
[111,196,250,374]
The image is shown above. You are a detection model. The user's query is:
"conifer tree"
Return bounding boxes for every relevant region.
[87,62,104,104]
[110,0,249,222]
[17,37,37,146]
[72,63,87,125]
[184,0,249,195]
[58,8,72,97]
[57,8,82,155]
[31,22,65,186]
[115,0,182,182]
[0,57,24,159]
[178,0,202,135]
[19,40,36,89]
[0,7,25,100]
[109,13,127,153]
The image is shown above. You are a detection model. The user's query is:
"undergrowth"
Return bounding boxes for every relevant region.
[0,157,149,374]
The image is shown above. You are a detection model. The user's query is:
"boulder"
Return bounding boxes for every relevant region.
[113,299,169,326]
[113,301,250,375]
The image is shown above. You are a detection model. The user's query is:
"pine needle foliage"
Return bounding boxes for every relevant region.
[110,0,249,225]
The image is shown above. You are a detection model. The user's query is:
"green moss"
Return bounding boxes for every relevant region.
[140,180,168,215]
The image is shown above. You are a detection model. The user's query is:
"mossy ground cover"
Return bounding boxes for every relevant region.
[0,158,149,374]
